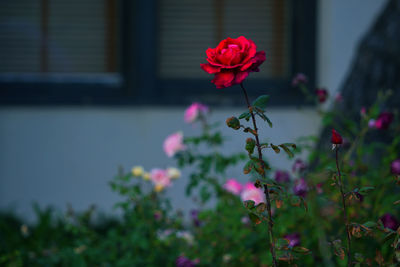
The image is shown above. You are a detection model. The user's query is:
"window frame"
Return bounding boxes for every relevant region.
[0,0,316,107]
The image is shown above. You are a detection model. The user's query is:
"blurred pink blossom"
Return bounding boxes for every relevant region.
[163,132,186,157]
[150,168,171,188]
[368,119,376,129]
[291,73,308,87]
[391,159,400,175]
[335,93,343,102]
[375,112,394,130]
[184,102,209,123]
[241,182,265,205]
[223,178,242,195]
[360,107,367,117]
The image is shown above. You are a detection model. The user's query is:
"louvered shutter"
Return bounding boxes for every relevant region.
[0,0,117,73]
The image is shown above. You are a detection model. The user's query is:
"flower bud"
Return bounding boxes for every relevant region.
[226,116,240,130]
[131,166,144,176]
[245,138,256,154]
[331,129,343,145]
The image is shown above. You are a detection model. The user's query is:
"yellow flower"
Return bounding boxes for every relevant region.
[142,172,151,181]
[154,184,164,192]
[167,167,181,179]
[131,166,144,176]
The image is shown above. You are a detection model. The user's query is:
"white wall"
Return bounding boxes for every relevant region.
[0,0,388,220]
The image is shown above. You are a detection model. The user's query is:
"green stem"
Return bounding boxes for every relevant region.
[336,148,352,266]
[240,83,278,267]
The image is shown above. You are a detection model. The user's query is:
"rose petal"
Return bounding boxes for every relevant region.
[200,63,221,74]
[234,71,249,84]
[212,72,235,89]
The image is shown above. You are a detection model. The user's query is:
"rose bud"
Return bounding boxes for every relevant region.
[245,138,256,154]
[226,116,240,130]
[380,213,400,231]
[291,73,308,87]
[331,129,343,145]
[284,233,301,247]
[316,88,328,103]
[200,36,266,88]
[374,112,394,130]
[391,159,400,175]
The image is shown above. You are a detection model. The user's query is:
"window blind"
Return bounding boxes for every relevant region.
[0,0,117,73]
[158,0,291,79]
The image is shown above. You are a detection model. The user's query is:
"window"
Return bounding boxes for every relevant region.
[0,0,316,106]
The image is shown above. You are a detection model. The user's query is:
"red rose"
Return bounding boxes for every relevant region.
[200,36,266,89]
[331,129,343,145]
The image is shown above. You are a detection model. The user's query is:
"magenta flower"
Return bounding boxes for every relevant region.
[176,256,196,267]
[274,170,290,183]
[163,132,186,157]
[391,159,400,175]
[223,178,242,195]
[375,112,394,130]
[292,159,306,173]
[293,178,308,198]
[241,182,265,205]
[316,88,328,103]
[184,102,209,123]
[380,213,400,231]
[150,168,172,189]
[284,233,301,247]
[291,73,308,87]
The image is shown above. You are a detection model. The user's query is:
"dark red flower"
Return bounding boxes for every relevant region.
[380,213,400,231]
[391,159,400,175]
[316,88,328,103]
[200,36,266,89]
[374,112,394,130]
[331,129,343,145]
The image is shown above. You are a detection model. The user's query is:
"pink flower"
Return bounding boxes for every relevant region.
[163,132,186,157]
[391,159,400,175]
[291,73,308,87]
[240,182,265,205]
[184,102,209,123]
[150,168,171,188]
[223,178,242,195]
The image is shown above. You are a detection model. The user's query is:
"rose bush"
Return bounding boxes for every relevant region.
[200,36,265,88]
